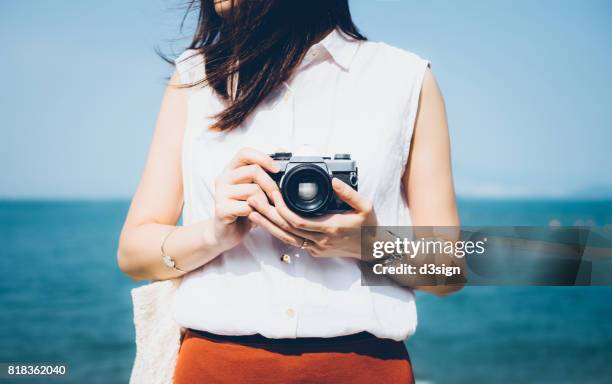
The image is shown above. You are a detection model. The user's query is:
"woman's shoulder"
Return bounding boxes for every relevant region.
[174,49,206,85]
[356,40,429,73]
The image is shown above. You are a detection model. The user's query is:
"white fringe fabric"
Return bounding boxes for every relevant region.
[129,279,184,384]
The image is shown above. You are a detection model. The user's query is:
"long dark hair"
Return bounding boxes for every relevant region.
[179,0,365,131]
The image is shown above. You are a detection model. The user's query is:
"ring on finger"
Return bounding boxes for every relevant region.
[300,239,310,249]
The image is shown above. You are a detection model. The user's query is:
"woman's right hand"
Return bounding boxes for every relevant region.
[211,147,280,251]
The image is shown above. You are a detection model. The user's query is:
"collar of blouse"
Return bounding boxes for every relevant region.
[299,28,361,71]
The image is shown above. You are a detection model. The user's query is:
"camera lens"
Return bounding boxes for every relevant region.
[281,164,332,216]
[298,182,319,201]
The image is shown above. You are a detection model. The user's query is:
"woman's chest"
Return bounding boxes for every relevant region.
[185,72,406,202]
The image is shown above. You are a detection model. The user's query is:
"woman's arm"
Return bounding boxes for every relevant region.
[117,72,282,281]
[403,68,462,296]
[117,72,224,281]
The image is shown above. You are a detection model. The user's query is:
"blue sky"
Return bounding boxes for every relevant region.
[1,0,611,199]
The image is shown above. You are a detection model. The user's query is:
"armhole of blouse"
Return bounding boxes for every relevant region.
[399,58,431,177]
[174,49,205,88]
[174,50,204,225]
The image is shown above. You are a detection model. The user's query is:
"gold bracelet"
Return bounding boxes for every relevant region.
[161,227,186,272]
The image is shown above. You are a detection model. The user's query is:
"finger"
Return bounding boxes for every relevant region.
[225,183,265,201]
[227,147,280,174]
[248,212,304,248]
[228,164,279,200]
[217,200,253,223]
[331,177,369,212]
[271,190,331,233]
[247,195,322,243]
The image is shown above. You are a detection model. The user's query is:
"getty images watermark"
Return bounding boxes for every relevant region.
[360,226,612,286]
[370,235,486,277]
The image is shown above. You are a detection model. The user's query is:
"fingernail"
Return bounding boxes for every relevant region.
[247,197,255,205]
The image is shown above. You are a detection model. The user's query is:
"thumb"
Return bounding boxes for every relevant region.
[331,177,369,212]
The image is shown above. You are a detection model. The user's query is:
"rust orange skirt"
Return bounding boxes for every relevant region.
[174,329,414,384]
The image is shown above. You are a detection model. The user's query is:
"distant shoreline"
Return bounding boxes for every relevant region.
[2,197,611,203]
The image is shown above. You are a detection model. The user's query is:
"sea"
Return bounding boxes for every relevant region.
[0,199,611,384]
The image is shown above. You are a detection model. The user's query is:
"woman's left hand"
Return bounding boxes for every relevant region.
[247,178,377,259]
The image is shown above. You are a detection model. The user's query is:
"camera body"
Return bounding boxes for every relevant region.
[268,152,358,216]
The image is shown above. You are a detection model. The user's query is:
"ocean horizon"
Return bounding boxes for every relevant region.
[1,198,611,383]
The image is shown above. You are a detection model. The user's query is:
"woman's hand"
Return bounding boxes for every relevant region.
[212,147,280,251]
[247,178,377,259]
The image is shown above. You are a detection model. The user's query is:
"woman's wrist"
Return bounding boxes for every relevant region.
[198,218,231,256]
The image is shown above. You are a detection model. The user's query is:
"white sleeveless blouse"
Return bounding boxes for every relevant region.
[173,29,430,341]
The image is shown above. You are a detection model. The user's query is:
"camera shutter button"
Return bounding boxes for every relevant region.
[333,154,351,160]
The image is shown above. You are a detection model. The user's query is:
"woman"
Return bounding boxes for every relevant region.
[118,0,460,382]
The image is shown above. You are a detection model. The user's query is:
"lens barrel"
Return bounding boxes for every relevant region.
[281,164,332,216]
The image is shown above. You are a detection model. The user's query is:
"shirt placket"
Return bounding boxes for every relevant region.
[275,45,327,337]
[278,246,307,337]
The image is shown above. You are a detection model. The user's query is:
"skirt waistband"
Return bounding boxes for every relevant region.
[187,329,378,346]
